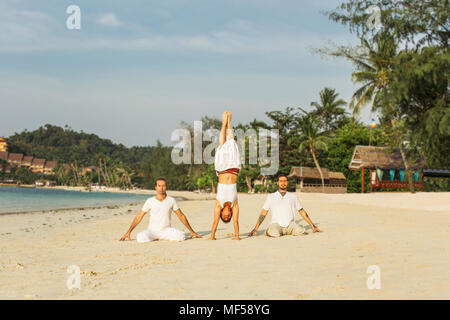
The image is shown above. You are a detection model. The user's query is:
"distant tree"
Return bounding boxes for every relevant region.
[311,87,348,133]
[290,111,328,192]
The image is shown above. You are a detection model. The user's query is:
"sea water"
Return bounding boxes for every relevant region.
[0,186,154,214]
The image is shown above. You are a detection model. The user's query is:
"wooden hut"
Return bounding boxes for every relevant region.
[288,166,347,193]
[328,171,347,185]
[349,145,424,193]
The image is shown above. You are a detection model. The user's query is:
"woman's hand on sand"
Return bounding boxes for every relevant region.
[190,232,202,239]
[312,227,323,233]
[119,233,131,241]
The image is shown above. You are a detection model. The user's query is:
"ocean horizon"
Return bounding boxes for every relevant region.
[0,186,155,214]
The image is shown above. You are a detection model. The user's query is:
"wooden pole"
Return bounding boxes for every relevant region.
[421,172,424,192]
[361,167,364,193]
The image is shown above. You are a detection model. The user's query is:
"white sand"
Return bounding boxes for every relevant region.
[0,191,449,299]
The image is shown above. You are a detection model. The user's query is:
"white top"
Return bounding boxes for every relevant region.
[262,191,302,227]
[214,137,241,173]
[141,196,179,231]
[216,183,238,208]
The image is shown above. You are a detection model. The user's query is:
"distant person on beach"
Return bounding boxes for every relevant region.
[207,111,241,240]
[119,178,202,242]
[248,175,323,237]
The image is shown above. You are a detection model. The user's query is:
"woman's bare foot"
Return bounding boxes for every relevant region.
[231,236,241,240]
[222,112,228,125]
[206,237,216,240]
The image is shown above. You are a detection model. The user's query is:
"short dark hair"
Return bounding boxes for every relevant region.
[155,177,167,186]
[277,174,288,181]
[220,212,232,223]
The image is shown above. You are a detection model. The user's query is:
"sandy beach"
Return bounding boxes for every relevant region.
[0,191,449,300]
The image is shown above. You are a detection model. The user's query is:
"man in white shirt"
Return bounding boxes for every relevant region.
[248,175,323,237]
[119,178,202,243]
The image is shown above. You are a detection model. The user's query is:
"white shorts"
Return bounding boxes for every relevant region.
[216,183,238,208]
[215,137,241,173]
[136,227,186,243]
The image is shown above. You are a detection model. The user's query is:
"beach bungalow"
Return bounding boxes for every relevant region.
[348,145,424,193]
[329,171,347,186]
[288,166,347,193]
[7,153,24,166]
[44,161,57,175]
[0,137,8,152]
[31,158,46,174]
[0,151,8,162]
[22,156,33,168]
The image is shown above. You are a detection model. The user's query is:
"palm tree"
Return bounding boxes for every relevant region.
[310,87,347,132]
[291,111,328,192]
[325,34,416,192]
[326,34,396,116]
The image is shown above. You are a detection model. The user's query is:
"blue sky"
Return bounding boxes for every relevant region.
[0,0,368,147]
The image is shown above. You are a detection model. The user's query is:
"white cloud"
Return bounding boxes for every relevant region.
[97,13,123,27]
[0,2,353,56]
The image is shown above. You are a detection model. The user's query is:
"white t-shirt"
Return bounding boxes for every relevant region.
[141,196,179,231]
[262,191,302,227]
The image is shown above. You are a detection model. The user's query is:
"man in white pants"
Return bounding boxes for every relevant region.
[248,175,323,237]
[119,178,201,242]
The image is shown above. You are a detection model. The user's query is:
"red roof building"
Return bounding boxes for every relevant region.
[7,153,24,165]
[22,156,33,167]
[44,161,57,174]
[0,151,8,161]
[31,158,46,173]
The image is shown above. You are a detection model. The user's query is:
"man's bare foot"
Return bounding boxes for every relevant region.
[206,237,216,240]
[231,236,241,240]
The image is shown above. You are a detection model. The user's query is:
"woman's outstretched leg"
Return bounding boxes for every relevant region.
[219,111,228,146]
[226,111,234,140]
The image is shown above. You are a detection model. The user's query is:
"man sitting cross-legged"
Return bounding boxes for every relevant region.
[248,175,323,238]
[119,177,202,243]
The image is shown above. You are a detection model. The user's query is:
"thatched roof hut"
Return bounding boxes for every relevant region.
[328,171,347,185]
[288,166,347,192]
[349,146,424,170]
[288,166,330,180]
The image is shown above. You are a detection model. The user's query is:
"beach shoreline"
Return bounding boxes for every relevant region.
[0,191,449,299]
[0,185,218,215]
